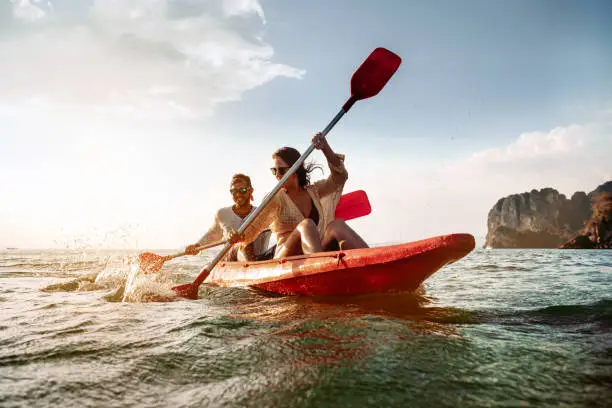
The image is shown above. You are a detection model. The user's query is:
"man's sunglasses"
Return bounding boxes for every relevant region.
[270,167,290,177]
[230,187,250,195]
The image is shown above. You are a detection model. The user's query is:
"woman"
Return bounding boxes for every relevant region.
[232,132,368,258]
[185,173,269,261]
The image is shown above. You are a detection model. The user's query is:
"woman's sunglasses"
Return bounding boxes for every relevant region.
[230,187,250,195]
[270,167,290,177]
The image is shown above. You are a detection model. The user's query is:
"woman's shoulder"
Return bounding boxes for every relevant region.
[262,189,288,203]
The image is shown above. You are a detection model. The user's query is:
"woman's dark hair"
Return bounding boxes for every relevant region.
[273,147,322,188]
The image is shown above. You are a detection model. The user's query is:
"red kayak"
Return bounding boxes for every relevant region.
[206,233,475,296]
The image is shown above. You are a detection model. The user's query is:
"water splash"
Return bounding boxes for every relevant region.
[95,255,178,302]
[39,253,179,302]
[117,256,177,303]
[94,255,134,288]
[121,270,178,303]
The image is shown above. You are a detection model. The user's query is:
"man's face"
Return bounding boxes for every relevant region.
[230,180,252,207]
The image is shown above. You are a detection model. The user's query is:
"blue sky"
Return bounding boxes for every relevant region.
[225,0,612,146]
[1,0,611,249]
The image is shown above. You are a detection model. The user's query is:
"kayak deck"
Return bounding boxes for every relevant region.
[206,233,475,296]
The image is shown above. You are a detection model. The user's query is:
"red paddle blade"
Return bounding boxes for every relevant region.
[171,283,199,299]
[138,252,165,274]
[349,48,401,104]
[335,190,372,221]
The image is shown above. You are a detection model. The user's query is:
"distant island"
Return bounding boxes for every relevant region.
[485,181,612,249]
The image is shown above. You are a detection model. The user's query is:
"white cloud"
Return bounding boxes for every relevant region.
[2,0,302,118]
[351,119,612,245]
[10,0,48,22]
[455,122,610,191]
[467,124,597,163]
[222,0,266,23]
[0,0,305,249]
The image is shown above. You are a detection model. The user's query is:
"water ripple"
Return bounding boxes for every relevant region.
[0,249,610,407]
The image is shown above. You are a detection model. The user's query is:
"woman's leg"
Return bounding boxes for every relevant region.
[322,219,369,250]
[275,219,323,258]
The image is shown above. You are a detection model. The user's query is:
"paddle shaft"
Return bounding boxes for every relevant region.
[162,239,227,262]
[191,108,349,287]
[162,227,270,262]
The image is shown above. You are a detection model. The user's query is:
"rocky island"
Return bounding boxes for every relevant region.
[485,181,612,248]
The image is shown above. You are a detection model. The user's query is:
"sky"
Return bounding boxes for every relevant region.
[1,0,611,249]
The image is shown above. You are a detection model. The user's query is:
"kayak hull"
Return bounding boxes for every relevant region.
[206,233,475,296]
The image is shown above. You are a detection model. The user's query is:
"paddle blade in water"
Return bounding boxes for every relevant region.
[335,190,372,221]
[344,48,402,111]
[171,283,199,300]
[138,252,165,274]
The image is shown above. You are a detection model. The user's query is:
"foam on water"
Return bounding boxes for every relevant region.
[121,258,178,303]
[39,253,179,303]
[94,256,133,287]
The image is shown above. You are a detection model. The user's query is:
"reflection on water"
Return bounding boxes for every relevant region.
[223,290,470,372]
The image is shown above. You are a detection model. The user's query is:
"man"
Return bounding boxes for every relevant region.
[184,173,270,261]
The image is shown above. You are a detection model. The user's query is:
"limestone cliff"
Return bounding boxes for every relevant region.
[485,181,612,248]
[560,190,612,249]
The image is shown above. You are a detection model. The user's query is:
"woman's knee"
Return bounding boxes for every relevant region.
[297,218,317,233]
[327,219,347,234]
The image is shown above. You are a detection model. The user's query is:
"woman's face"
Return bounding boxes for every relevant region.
[271,155,298,190]
[229,179,252,207]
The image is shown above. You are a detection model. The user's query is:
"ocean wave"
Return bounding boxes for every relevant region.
[465,299,612,329]
[470,264,531,272]
[524,299,612,325]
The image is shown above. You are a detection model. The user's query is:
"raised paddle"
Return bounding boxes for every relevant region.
[172,48,402,299]
[138,190,372,273]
